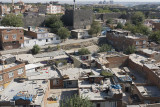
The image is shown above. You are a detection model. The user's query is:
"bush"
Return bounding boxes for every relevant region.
[125,45,136,55]
[100,71,113,77]
[60,94,92,107]
[78,48,91,55]
[99,44,112,52]
[31,45,40,55]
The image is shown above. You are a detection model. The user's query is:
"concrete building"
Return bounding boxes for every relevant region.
[71,29,90,39]
[106,29,148,51]
[63,9,93,29]
[0,5,10,16]
[0,54,26,91]
[22,27,61,48]
[46,4,63,14]
[0,26,24,50]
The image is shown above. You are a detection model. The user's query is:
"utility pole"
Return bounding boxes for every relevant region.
[73,0,76,10]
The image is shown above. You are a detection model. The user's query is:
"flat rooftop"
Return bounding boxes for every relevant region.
[0,63,19,71]
[79,78,122,100]
[140,49,158,55]
[0,80,48,105]
[26,66,60,79]
[0,26,23,29]
[129,54,156,66]
[137,86,160,97]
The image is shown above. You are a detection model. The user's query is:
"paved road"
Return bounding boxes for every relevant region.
[0,37,99,55]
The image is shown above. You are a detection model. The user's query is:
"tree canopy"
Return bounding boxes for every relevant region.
[131,12,145,26]
[60,94,92,107]
[149,31,160,44]
[124,22,151,36]
[88,21,101,36]
[45,15,63,33]
[78,48,91,55]
[99,44,112,52]
[116,23,123,29]
[31,45,41,55]
[125,45,136,55]
[57,27,70,40]
[1,13,23,27]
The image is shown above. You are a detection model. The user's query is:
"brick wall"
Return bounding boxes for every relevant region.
[25,30,37,39]
[50,78,63,89]
[0,63,26,88]
[0,29,24,50]
[106,32,148,51]
[106,55,129,68]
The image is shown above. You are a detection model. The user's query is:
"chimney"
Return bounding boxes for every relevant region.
[28,26,31,31]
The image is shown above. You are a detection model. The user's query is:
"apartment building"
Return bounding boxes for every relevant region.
[0,26,24,50]
[46,4,63,14]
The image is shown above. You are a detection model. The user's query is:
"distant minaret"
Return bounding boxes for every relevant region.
[12,0,14,6]
[73,0,76,10]
[110,0,114,4]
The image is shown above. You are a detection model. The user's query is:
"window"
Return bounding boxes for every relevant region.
[4,35,8,40]
[46,39,48,42]
[136,41,139,45]
[7,29,10,32]
[51,38,53,40]
[20,30,22,32]
[0,86,4,91]
[143,40,146,44]
[67,81,72,85]
[12,34,17,40]
[8,72,14,78]
[18,68,24,75]
[53,79,59,85]
[56,37,59,40]
[20,37,23,40]
[0,75,3,81]
[26,40,29,44]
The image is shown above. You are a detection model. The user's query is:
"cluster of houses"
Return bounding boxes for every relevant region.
[0,1,63,16]
[0,25,160,107]
[0,26,61,50]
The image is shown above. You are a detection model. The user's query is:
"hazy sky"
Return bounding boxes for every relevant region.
[1,0,160,3]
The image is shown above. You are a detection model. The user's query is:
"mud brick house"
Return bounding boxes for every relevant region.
[0,26,24,50]
[0,54,25,91]
[106,29,148,51]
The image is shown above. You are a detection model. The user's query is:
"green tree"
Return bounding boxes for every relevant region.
[78,48,90,55]
[99,44,112,52]
[149,31,160,44]
[131,12,145,25]
[1,13,23,27]
[116,23,123,29]
[57,27,70,40]
[31,45,41,55]
[106,19,112,25]
[89,21,101,36]
[45,15,63,33]
[60,94,92,107]
[125,45,136,55]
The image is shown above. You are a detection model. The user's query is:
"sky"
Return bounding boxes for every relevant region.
[1,0,160,3]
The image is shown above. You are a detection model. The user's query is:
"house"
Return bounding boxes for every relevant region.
[22,27,61,48]
[71,29,90,39]
[0,5,10,16]
[0,54,26,91]
[106,29,148,51]
[0,26,24,50]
